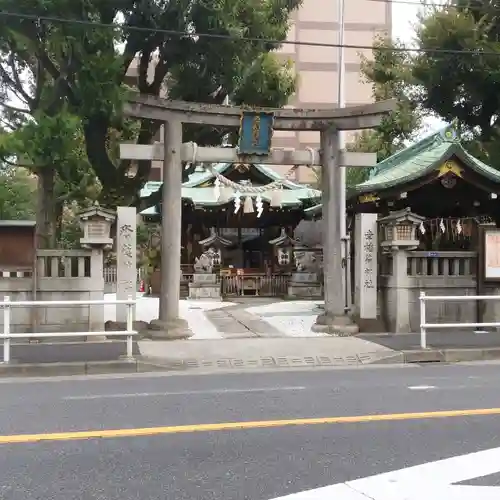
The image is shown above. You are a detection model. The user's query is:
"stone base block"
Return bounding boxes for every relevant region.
[148,318,193,340]
[287,282,322,299]
[104,320,149,339]
[189,283,221,300]
[312,312,359,336]
[192,273,218,284]
[350,315,386,333]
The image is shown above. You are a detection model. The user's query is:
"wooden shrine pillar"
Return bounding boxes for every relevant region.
[149,118,192,339]
[312,127,359,335]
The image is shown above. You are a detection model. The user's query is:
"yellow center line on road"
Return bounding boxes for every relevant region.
[1,407,500,445]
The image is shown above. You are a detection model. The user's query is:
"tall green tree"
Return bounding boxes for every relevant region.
[360,2,500,170]
[0,109,99,246]
[351,37,424,159]
[409,1,500,166]
[342,37,424,186]
[0,0,299,218]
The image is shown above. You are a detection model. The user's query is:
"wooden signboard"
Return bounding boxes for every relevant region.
[483,227,500,281]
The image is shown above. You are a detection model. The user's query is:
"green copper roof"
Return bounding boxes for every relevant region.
[303,126,500,219]
[140,163,321,216]
[352,126,500,195]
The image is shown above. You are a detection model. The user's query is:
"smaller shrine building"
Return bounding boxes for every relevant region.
[140,161,320,296]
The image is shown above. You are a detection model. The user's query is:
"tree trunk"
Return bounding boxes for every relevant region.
[54,200,64,245]
[35,166,57,249]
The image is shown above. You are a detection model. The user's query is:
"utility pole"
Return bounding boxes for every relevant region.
[337,0,351,313]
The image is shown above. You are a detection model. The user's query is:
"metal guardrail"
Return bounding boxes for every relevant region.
[0,296,137,363]
[419,291,500,349]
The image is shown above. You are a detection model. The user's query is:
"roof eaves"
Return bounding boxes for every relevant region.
[455,146,500,183]
[369,129,444,177]
[352,142,453,195]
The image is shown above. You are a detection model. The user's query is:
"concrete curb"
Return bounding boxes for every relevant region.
[402,347,500,364]
[0,360,169,377]
[1,347,500,378]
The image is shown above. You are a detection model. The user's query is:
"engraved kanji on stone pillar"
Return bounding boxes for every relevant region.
[116,207,137,323]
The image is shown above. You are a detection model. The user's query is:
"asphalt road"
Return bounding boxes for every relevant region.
[0,364,500,499]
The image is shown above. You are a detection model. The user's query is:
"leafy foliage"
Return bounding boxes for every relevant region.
[0,165,36,220]
[330,37,423,187]
[410,1,500,166]
[0,0,300,246]
[349,37,424,163]
[0,0,300,207]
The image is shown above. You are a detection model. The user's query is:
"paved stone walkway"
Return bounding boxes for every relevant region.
[105,294,327,339]
[205,302,283,338]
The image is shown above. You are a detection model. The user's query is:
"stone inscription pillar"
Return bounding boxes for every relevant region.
[313,126,359,335]
[116,206,137,323]
[149,118,192,339]
[354,213,378,319]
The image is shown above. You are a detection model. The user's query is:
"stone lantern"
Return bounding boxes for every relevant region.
[269,228,297,268]
[78,203,117,337]
[379,208,425,250]
[79,203,116,249]
[378,208,425,334]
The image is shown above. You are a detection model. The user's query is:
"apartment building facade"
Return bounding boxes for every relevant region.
[126,0,392,183]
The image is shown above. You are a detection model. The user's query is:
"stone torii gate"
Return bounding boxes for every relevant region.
[121,95,396,338]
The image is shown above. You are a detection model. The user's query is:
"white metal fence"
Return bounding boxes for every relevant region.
[419,291,500,349]
[0,297,137,363]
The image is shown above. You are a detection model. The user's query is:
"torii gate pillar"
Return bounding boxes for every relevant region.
[311,127,359,335]
[148,118,191,339]
[123,96,396,338]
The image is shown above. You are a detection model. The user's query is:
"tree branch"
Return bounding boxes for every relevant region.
[31,59,45,112]
[0,65,30,107]
[7,51,32,105]
[35,50,79,107]
[0,102,30,115]
[83,116,118,188]
[0,157,43,171]
[138,49,154,93]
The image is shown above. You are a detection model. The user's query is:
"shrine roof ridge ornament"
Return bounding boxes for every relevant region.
[124,95,397,131]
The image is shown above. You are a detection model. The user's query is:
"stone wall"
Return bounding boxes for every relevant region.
[0,249,104,334]
[379,251,500,332]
